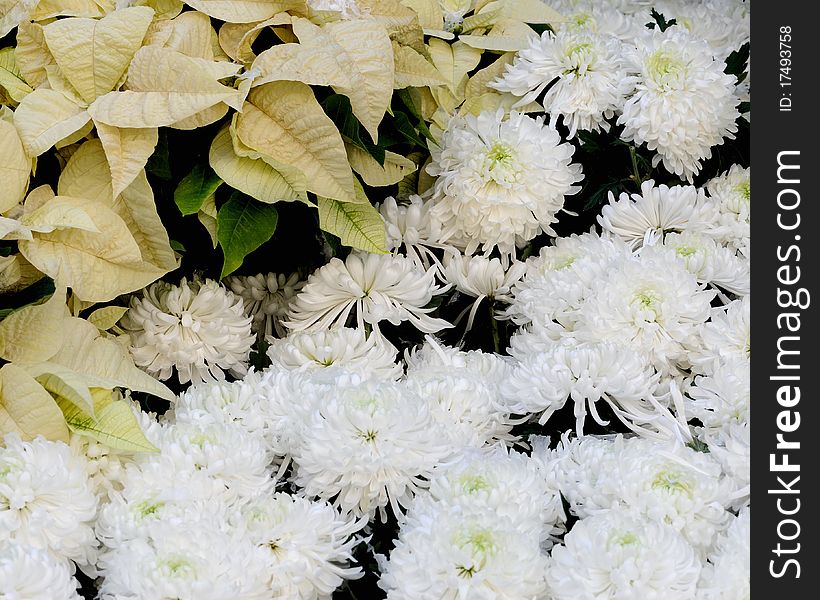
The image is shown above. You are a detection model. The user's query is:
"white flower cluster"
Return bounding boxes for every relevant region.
[492,1,746,181]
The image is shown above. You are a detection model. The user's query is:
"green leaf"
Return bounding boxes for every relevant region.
[317,181,387,254]
[724,42,750,84]
[57,388,159,453]
[387,110,427,148]
[646,8,676,31]
[396,89,436,142]
[217,192,279,278]
[322,94,386,165]
[174,164,223,216]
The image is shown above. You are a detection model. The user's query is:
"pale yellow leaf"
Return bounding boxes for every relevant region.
[43,7,156,104]
[219,14,291,63]
[0,364,69,442]
[0,120,31,214]
[251,43,353,89]
[87,306,130,331]
[0,254,43,294]
[459,91,538,116]
[235,81,355,202]
[346,144,417,187]
[488,0,566,24]
[18,197,167,302]
[13,88,90,157]
[317,184,388,254]
[0,0,38,39]
[169,102,230,130]
[94,122,159,198]
[399,0,443,29]
[19,196,99,234]
[25,362,95,417]
[393,42,448,89]
[55,119,94,150]
[87,46,240,128]
[148,9,214,59]
[465,53,514,98]
[23,185,55,211]
[50,316,175,401]
[58,139,177,272]
[292,17,394,143]
[0,47,33,103]
[427,38,482,97]
[135,0,184,20]
[14,21,54,89]
[459,32,531,52]
[209,125,303,204]
[0,286,66,363]
[357,0,425,52]
[182,0,303,23]
[57,387,159,452]
[30,0,111,19]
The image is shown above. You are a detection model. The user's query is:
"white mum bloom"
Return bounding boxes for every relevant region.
[505,231,631,329]
[405,337,513,394]
[702,421,750,510]
[236,493,365,599]
[491,30,631,137]
[698,508,750,599]
[598,180,719,249]
[0,543,81,600]
[427,109,583,258]
[121,277,255,384]
[291,378,454,519]
[690,296,750,374]
[286,252,452,334]
[378,195,450,271]
[655,232,750,296]
[705,165,750,258]
[618,28,740,181]
[656,0,750,60]
[503,340,661,436]
[552,0,650,41]
[97,521,271,600]
[614,438,732,551]
[421,448,564,538]
[686,357,750,433]
[225,272,304,338]
[379,507,549,600]
[546,510,702,600]
[0,434,98,568]
[577,249,715,374]
[267,327,402,380]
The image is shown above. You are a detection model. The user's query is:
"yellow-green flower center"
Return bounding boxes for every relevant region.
[651,469,693,495]
[647,50,686,85]
[459,474,490,494]
[735,181,751,201]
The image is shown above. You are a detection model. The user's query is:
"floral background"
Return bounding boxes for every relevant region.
[0,0,750,598]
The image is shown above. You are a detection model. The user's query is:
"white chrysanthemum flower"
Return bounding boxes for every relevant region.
[577,249,715,374]
[439,0,473,32]
[0,434,98,568]
[69,436,131,502]
[656,0,750,60]
[614,438,732,550]
[286,252,452,334]
[702,421,749,510]
[427,109,583,257]
[552,0,649,41]
[378,195,450,271]
[698,508,750,599]
[598,180,720,249]
[505,231,632,329]
[705,165,750,258]
[686,357,750,433]
[225,272,304,338]
[546,510,702,600]
[97,521,271,600]
[236,493,365,599]
[503,340,662,436]
[654,232,750,296]
[267,327,402,380]
[379,507,549,600]
[618,28,740,181]
[421,448,564,538]
[491,30,631,137]
[121,277,255,384]
[405,337,513,393]
[307,0,361,19]
[291,378,454,519]
[0,543,81,600]
[443,253,525,330]
[690,296,750,374]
